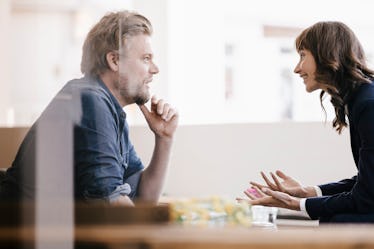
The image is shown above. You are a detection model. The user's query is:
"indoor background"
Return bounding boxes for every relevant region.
[1,0,373,198]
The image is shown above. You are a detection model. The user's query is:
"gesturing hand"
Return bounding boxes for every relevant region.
[250,170,315,198]
[139,96,178,139]
[237,186,301,211]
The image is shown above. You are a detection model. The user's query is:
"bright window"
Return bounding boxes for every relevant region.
[2,0,374,126]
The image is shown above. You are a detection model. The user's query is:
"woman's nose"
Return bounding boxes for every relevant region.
[294,63,301,74]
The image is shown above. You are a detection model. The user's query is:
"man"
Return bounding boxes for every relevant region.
[1,11,178,206]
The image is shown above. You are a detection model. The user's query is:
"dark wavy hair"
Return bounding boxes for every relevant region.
[295,21,374,133]
[81,10,152,77]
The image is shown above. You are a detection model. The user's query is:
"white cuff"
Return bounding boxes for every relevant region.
[314,186,322,197]
[299,198,307,212]
[299,198,311,218]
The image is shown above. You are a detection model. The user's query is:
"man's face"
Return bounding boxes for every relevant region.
[117,34,159,105]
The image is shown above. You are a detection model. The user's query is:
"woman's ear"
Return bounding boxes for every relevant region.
[106,51,119,72]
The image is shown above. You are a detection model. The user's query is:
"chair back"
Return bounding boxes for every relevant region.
[0,127,29,168]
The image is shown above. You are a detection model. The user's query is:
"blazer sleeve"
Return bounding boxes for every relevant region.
[306,100,374,220]
[318,176,357,196]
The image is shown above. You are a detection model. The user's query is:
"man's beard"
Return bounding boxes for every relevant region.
[119,84,150,105]
[134,92,150,105]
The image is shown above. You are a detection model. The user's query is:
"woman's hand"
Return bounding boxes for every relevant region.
[237,186,301,211]
[250,170,317,198]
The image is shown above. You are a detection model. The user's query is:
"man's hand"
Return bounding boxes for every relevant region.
[137,96,178,202]
[139,96,178,139]
[237,186,301,211]
[250,170,317,198]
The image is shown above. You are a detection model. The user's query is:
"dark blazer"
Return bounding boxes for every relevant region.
[306,81,374,221]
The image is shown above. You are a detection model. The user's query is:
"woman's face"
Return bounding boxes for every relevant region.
[294,49,324,92]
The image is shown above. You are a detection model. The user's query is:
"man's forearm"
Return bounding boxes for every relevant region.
[137,136,173,202]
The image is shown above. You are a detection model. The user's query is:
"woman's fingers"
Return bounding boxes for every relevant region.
[261,171,278,190]
[250,181,267,189]
[271,172,285,192]
[276,170,289,180]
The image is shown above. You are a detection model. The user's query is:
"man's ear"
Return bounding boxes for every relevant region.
[106,51,119,72]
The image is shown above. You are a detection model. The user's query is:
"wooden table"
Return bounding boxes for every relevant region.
[0,203,372,249]
[2,223,374,249]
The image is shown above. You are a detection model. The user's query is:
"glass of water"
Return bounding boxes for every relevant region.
[251,206,278,228]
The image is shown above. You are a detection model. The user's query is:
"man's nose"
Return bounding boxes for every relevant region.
[150,62,159,74]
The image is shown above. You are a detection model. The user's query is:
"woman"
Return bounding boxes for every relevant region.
[243,21,374,223]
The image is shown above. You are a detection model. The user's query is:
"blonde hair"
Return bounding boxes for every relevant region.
[81,11,153,77]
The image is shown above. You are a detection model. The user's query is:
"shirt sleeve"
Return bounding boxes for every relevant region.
[122,136,144,198]
[314,186,323,197]
[305,100,374,219]
[74,89,134,202]
[299,198,310,218]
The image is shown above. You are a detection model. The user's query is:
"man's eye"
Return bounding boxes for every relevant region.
[144,57,150,62]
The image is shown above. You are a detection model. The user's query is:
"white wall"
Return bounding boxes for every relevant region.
[129,122,356,199]
[0,0,11,125]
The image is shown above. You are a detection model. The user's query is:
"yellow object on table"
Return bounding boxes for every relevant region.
[169,196,252,227]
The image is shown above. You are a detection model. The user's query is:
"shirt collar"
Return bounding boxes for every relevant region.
[95,76,127,119]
